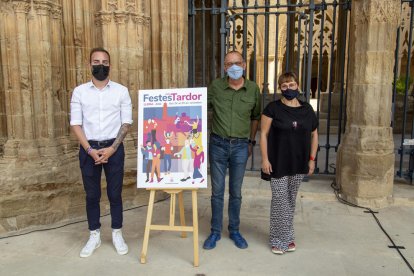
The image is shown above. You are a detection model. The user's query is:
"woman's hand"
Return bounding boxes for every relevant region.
[308,160,315,175]
[261,159,272,175]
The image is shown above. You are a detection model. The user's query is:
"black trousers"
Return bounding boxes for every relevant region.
[79,141,124,231]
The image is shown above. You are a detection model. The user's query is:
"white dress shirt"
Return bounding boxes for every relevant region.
[70,80,133,141]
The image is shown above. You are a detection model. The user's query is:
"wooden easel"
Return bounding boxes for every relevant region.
[140,188,199,267]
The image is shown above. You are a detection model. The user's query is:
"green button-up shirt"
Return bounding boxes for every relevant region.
[208,77,261,139]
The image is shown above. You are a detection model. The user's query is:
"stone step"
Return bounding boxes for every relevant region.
[318,118,339,126]
[318,122,339,134]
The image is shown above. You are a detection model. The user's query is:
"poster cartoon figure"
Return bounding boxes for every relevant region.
[137,88,207,188]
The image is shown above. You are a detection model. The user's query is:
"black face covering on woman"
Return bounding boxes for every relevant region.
[282,88,299,100]
[92,65,110,81]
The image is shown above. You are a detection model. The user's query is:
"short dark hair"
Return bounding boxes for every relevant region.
[278,71,299,86]
[89,47,110,64]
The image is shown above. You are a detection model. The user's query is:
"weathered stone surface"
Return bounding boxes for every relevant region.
[0,0,187,236]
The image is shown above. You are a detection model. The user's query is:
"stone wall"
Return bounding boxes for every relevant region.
[0,0,188,236]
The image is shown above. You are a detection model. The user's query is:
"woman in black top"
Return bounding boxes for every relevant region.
[260,72,318,254]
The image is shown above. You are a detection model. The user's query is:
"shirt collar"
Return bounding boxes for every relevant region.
[222,77,247,90]
[89,79,112,90]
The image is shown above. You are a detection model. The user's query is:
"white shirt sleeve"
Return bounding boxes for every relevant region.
[70,88,83,126]
[120,88,133,125]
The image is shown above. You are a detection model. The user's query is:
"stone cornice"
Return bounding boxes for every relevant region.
[33,0,53,16]
[94,10,151,26]
[11,1,31,14]
[50,2,62,19]
[95,11,113,26]
[131,13,145,24]
[114,11,129,25]
[130,13,151,27]
[51,7,62,19]
[144,17,150,27]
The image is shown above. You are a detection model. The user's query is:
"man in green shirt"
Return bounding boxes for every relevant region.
[203,51,261,250]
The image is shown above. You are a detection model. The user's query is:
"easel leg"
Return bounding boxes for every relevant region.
[192,190,199,267]
[178,191,187,238]
[169,193,176,226]
[140,190,156,264]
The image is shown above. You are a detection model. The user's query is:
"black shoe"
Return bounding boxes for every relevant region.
[145,179,149,182]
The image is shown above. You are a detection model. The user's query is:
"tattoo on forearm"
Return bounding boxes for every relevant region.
[111,123,131,151]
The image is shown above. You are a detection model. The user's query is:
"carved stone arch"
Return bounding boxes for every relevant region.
[227,10,264,57]
[227,9,265,81]
[310,9,336,56]
[398,1,414,79]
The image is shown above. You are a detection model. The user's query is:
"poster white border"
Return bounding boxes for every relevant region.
[137,87,208,189]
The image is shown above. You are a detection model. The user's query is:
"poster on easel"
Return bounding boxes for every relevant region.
[137,88,208,189]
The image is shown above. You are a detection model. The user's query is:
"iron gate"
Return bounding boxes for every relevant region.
[394,0,414,183]
[188,0,351,174]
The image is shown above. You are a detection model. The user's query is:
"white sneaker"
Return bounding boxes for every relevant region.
[112,229,128,255]
[80,230,101,258]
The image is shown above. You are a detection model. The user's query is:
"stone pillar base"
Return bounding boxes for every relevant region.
[339,193,393,209]
[336,125,394,209]
[2,137,75,159]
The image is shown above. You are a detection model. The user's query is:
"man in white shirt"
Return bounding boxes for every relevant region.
[70,47,133,258]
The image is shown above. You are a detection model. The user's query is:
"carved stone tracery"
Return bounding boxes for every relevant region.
[126,0,136,13]
[108,0,118,12]
[353,0,400,25]
[95,11,113,26]
[51,5,62,19]
[11,1,31,13]
[114,11,129,24]
[33,0,53,15]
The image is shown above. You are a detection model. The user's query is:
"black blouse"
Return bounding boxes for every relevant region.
[262,99,318,178]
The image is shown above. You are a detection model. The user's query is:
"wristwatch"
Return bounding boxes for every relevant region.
[248,139,256,146]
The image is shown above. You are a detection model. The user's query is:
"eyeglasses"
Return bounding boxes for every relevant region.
[224,61,244,67]
[280,82,298,90]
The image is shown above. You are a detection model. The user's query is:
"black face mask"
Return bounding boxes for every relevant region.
[91,65,110,81]
[282,88,299,100]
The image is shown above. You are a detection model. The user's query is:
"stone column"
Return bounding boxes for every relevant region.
[0,0,189,236]
[0,59,5,157]
[150,0,188,88]
[1,1,37,157]
[336,0,399,208]
[0,0,72,156]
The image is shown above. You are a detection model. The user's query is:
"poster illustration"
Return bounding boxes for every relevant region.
[137,88,208,188]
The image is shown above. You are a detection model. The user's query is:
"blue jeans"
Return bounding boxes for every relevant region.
[209,133,249,234]
[164,154,171,172]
